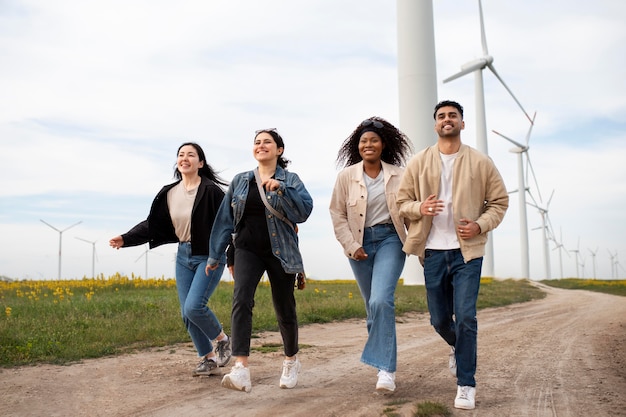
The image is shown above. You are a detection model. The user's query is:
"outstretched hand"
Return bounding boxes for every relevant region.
[109,236,124,250]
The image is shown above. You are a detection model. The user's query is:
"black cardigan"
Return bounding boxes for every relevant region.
[121,177,225,256]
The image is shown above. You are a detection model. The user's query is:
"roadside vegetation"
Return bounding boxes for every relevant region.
[1,275,544,367]
[541,278,626,297]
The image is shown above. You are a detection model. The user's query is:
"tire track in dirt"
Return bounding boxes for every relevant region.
[1,284,624,417]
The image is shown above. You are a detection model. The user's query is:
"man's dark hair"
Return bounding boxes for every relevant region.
[433,100,464,120]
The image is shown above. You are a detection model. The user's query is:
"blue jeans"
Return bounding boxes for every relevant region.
[348,223,406,372]
[175,242,225,357]
[423,249,482,387]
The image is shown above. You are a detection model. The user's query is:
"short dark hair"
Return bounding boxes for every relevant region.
[433,100,464,120]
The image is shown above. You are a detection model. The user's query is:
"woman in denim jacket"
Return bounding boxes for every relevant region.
[207,128,313,393]
[329,117,412,393]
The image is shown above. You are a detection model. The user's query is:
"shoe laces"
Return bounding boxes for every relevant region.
[458,386,471,399]
[282,360,297,377]
[216,339,228,358]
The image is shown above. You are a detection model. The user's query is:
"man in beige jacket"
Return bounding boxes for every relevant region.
[397,100,509,410]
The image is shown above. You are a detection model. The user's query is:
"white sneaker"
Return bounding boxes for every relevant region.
[279,358,301,389]
[221,362,251,393]
[454,385,476,410]
[449,346,457,377]
[375,370,396,392]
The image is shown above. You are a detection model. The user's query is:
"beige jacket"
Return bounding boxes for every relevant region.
[397,144,509,265]
[329,161,407,259]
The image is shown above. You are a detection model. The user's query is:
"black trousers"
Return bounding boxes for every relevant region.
[231,247,299,357]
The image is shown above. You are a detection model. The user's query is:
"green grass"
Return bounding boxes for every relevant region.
[540,278,626,296]
[0,276,544,367]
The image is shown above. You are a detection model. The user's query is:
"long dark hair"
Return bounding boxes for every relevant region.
[336,116,413,168]
[173,142,228,187]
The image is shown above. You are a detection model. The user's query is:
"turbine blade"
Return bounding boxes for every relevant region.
[492,129,525,149]
[443,59,487,83]
[524,112,537,146]
[478,0,489,55]
[487,63,533,123]
[526,155,544,203]
[546,189,555,208]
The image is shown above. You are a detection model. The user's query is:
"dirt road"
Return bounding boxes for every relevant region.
[1,284,624,417]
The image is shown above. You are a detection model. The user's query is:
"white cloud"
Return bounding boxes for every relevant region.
[1,0,625,281]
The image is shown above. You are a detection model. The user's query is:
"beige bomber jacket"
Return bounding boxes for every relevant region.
[329,161,407,259]
[396,144,509,265]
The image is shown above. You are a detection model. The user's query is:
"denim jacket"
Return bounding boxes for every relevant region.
[208,166,313,274]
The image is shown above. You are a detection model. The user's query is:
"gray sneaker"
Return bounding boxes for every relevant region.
[215,337,232,367]
[192,357,218,377]
[449,346,457,377]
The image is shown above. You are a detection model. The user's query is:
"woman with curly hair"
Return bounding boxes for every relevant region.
[329,117,413,393]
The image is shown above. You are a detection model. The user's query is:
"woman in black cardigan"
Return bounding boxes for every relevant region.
[109,142,232,377]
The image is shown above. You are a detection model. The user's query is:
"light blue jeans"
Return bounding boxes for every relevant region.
[348,223,406,373]
[175,242,225,357]
[423,248,482,387]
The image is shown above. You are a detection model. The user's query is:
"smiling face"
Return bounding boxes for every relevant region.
[358,131,385,164]
[253,132,283,164]
[434,105,465,138]
[177,144,204,176]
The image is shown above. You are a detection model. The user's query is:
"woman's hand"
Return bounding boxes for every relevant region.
[353,247,368,261]
[109,236,124,249]
[262,178,281,191]
[205,263,219,275]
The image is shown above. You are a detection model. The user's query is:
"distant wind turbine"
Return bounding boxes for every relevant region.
[528,190,555,280]
[135,244,150,279]
[551,227,569,279]
[492,112,537,279]
[570,238,581,278]
[588,247,598,279]
[75,237,98,278]
[443,0,532,277]
[607,250,622,279]
[40,219,82,279]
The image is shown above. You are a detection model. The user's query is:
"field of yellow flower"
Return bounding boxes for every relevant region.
[1,276,544,367]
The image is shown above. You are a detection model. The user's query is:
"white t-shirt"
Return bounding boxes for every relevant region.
[363,169,392,228]
[426,152,460,250]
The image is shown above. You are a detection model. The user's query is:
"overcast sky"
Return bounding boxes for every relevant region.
[2,0,625,281]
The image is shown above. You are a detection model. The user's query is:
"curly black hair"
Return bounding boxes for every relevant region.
[336,116,413,168]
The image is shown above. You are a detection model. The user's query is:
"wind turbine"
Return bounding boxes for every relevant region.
[579,255,586,279]
[607,250,623,279]
[570,238,581,278]
[75,237,98,278]
[551,227,569,279]
[528,190,555,280]
[492,112,536,279]
[135,244,150,279]
[588,247,598,279]
[40,219,82,280]
[443,0,532,277]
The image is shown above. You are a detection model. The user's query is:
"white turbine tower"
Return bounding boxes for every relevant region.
[40,219,82,280]
[570,238,581,278]
[608,250,617,279]
[443,0,532,277]
[551,228,569,279]
[135,244,150,279]
[579,255,587,279]
[492,112,536,279]
[75,237,98,278]
[528,190,554,280]
[396,0,438,285]
[588,247,598,279]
